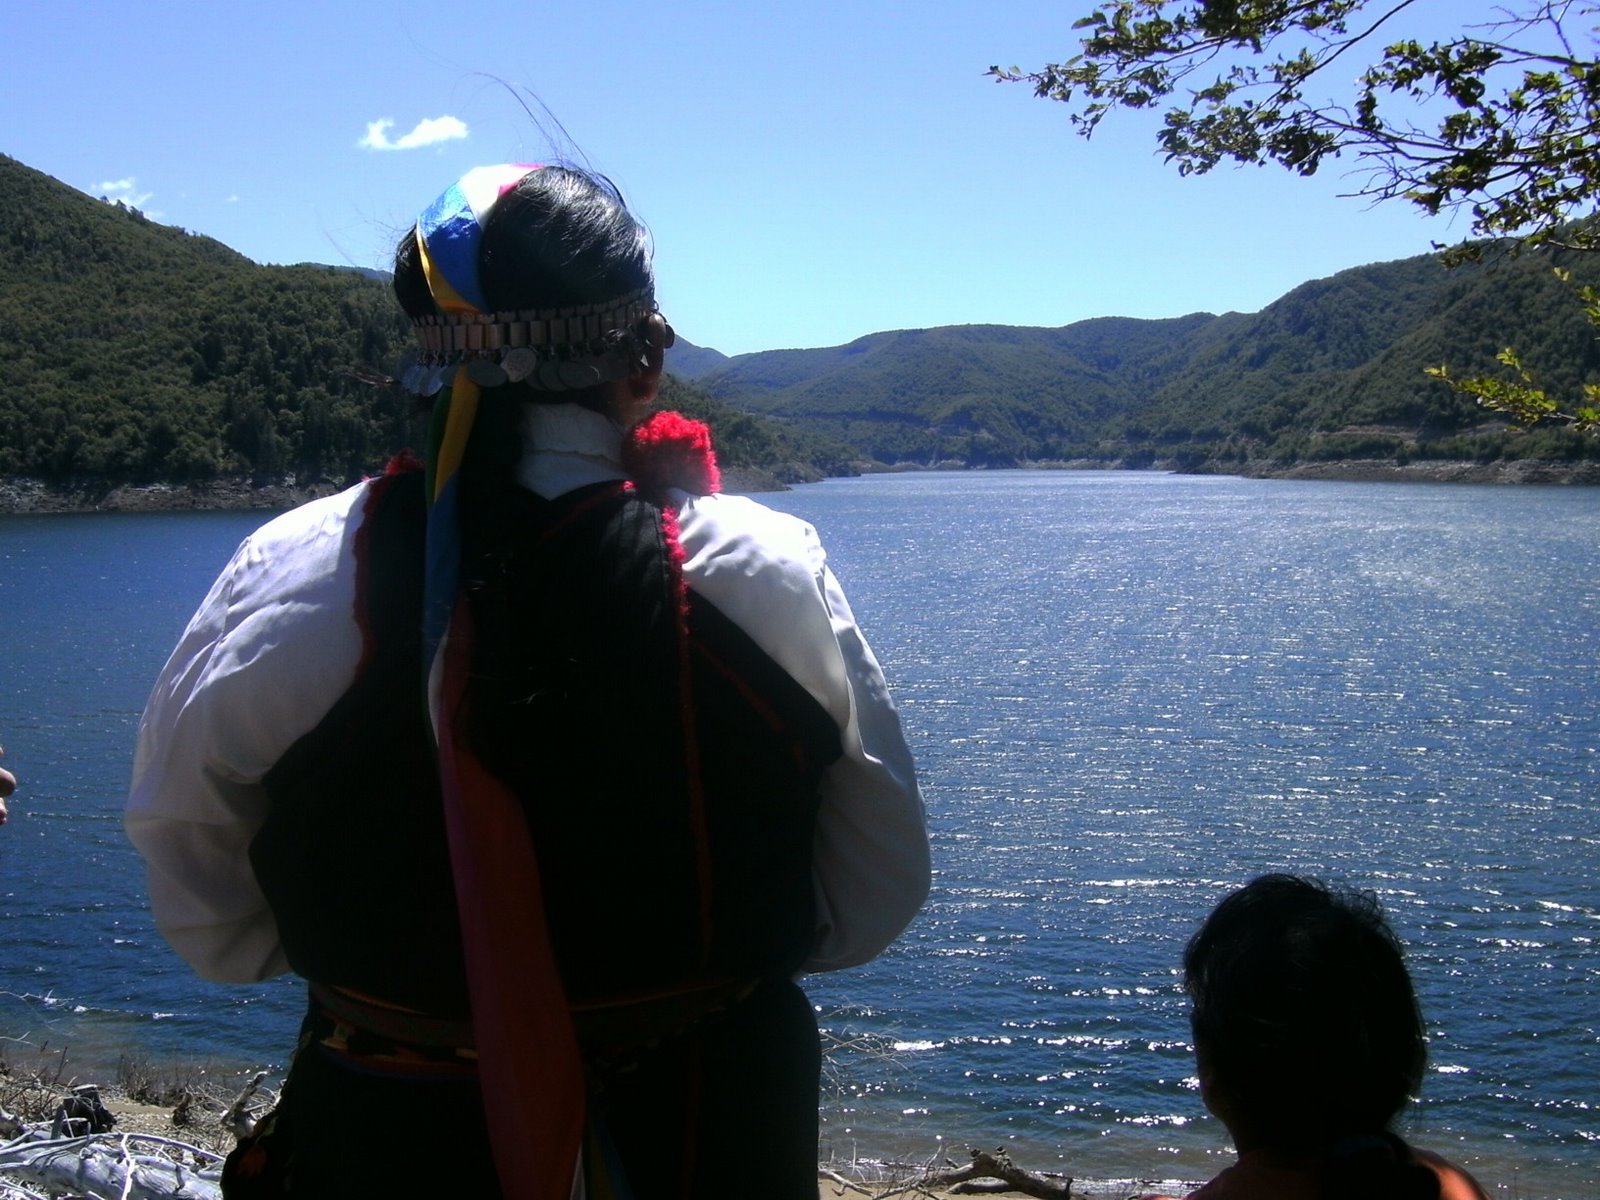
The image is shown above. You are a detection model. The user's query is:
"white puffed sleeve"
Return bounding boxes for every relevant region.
[124,485,372,983]
[675,491,929,973]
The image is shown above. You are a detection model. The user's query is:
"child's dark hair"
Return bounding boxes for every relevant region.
[1185,874,1438,1199]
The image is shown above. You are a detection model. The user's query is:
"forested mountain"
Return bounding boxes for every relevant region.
[3,151,1596,495]
[0,154,418,483]
[685,248,1600,470]
[0,155,843,491]
[663,337,731,379]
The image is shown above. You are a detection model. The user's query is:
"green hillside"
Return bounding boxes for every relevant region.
[696,249,1600,471]
[0,155,842,491]
[663,337,731,379]
[686,318,1196,465]
[3,151,1597,492]
[0,154,420,483]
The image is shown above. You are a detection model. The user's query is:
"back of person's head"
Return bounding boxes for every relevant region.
[1185,874,1438,1199]
[393,165,650,317]
[392,164,665,413]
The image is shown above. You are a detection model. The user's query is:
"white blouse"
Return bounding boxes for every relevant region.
[125,405,929,984]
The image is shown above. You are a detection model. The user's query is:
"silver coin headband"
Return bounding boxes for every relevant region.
[399,286,675,395]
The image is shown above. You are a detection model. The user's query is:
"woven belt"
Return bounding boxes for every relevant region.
[308,976,758,1074]
[309,982,476,1052]
[571,978,759,1066]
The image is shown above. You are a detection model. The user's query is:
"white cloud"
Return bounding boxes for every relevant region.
[358,115,469,151]
[93,177,154,208]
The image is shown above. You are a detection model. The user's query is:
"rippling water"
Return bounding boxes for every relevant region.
[1,472,1596,1196]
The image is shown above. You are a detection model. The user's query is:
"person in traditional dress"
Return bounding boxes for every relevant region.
[1136,875,1488,1200]
[126,163,929,1199]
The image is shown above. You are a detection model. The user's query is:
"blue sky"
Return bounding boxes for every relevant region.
[8,0,1480,356]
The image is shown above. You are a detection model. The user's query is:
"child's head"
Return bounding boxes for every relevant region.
[1184,874,1426,1150]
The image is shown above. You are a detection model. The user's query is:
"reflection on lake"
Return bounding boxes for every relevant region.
[2,471,1595,1195]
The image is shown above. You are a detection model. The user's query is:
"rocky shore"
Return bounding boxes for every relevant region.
[0,465,803,515]
[1,457,1594,517]
[8,1082,1113,1200]
[1233,457,1600,485]
[0,476,346,515]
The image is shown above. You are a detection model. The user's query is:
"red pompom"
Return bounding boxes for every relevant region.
[621,411,721,499]
[383,448,425,476]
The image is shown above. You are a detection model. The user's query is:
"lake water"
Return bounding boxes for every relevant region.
[0,470,1595,1197]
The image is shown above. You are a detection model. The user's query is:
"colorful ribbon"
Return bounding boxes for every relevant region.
[417,163,541,315]
[416,165,591,1200]
[420,163,540,656]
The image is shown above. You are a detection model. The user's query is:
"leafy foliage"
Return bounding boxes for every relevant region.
[1426,267,1600,431]
[990,1,1600,254]
[989,1,1600,438]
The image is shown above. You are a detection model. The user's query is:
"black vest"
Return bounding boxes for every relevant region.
[252,468,841,1018]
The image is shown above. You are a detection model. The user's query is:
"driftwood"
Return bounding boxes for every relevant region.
[0,1077,257,1200]
[0,1131,222,1199]
[822,1148,1074,1199]
[219,1073,270,1141]
[925,1150,1073,1198]
[820,1167,878,1196]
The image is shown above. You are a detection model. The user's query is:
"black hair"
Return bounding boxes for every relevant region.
[393,165,650,316]
[392,165,652,412]
[1185,874,1438,1199]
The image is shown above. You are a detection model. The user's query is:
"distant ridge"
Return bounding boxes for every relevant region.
[664,336,731,380]
[303,263,391,284]
[2,151,1596,495]
[685,253,1600,471]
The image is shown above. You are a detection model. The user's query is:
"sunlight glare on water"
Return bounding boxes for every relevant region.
[1,472,1596,1195]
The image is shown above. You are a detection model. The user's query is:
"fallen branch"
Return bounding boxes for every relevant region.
[0,1181,47,1200]
[819,1166,878,1196]
[0,1131,222,1200]
[919,1148,1073,1199]
[220,1072,270,1140]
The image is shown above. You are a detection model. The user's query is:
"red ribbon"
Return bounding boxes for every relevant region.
[437,599,586,1199]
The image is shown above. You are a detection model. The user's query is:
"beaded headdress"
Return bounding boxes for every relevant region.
[400,163,672,396]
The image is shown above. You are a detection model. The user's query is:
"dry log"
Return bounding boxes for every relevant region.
[221,1072,270,1140]
[819,1167,878,1196]
[0,1131,222,1200]
[920,1148,1073,1199]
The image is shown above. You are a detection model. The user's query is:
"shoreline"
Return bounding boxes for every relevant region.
[1,456,1596,516]
[2,1050,1574,1199]
[22,1086,1556,1200]
[1019,457,1600,485]
[0,1008,1582,1196]
[7,1075,1169,1200]
[37,1086,1194,1200]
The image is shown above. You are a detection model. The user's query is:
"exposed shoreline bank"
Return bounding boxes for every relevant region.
[2,457,1596,516]
[3,1067,1160,1200]
[1016,457,1600,485]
